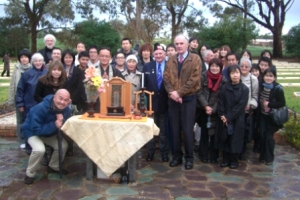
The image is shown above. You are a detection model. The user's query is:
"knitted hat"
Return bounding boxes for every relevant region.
[153,43,165,52]
[18,48,31,62]
[126,54,138,63]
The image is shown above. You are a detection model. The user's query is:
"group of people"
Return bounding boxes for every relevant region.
[6,33,286,184]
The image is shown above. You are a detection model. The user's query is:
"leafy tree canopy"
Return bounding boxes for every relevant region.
[283,24,300,57]
[74,20,121,55]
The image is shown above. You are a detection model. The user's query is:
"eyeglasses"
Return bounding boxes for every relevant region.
[89,51,97,54]
[116,57,125,59]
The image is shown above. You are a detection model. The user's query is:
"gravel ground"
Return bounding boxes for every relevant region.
[0,113,16,125]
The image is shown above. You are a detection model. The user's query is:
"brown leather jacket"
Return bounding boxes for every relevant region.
[163,52,201,97]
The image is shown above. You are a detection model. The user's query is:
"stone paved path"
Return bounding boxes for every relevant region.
[0,137,300,199]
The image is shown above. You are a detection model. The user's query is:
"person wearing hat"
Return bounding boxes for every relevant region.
[143,42,170,162]
[122,54,142,108]
[188,36,199,55]
[8,48,32,150]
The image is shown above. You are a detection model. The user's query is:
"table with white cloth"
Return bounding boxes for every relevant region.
[61,114,159,181]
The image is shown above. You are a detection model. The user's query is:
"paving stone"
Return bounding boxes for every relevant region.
[150,163,171,172]
[175,196,197,200]
[0,178,12,187]
[106,187,138,195]
[207,185,228,198]
[53,189,82,200]
[107,197,119,200]
[137,176,152,183]
[189,189,214,198]
[78,194,103,200]
[65,176,83,188]
[139,192,171,199]
[85,183,100,194]
[47,173,67,181]
[229,189,257,198]
[0,169,18,178]
[38,190,55,200]
[138,168,157,176]
[15,188,39,199]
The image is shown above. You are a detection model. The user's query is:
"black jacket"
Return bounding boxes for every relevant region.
[216,81,249,153]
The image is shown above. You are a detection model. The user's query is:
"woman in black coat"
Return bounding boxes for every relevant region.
[34,60,66,103]
[259,68,286,165]
[196,58,227,163]
[217,65,249,169]
[62,49,87,113]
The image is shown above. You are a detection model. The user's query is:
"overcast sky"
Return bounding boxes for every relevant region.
[0,0,299,35]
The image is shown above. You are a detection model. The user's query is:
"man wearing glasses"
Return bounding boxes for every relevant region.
[113,52,126,73]
[88,45,100,68]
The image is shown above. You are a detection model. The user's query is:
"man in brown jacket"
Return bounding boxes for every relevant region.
[163,34,201,170]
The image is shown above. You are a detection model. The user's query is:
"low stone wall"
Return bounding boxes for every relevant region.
[0,112,16,137]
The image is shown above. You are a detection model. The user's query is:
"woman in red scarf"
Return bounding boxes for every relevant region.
[196,58,227,163]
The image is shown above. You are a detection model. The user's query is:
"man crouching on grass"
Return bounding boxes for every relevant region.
[23,89,72,184]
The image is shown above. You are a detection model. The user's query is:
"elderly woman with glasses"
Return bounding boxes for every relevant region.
[238,58,259,160]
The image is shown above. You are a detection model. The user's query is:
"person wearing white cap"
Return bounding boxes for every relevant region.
[143,43,170,162]
[122,54,142,110]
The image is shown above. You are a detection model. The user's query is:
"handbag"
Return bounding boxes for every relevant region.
[269,106,289,125]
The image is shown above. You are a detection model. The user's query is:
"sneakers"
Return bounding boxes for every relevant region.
[24,175,34,185]
[47,166,69,175]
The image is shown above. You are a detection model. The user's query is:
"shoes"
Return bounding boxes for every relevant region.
[169,159,182,167]
[185,161,193,170]
[42,156,49,166]
[200,158,208,163]
[194,145,200,152]
[146,154,154,161]
[229,162,239,169]
[220,162,229,167]
[161,154,169,162]
[265,161,273,165]
[210,159,218,163]
[47,166,69,175]
[25,149,32,155]
[259,158,265,163]
[24,175,34,184]
[239,154,246,161]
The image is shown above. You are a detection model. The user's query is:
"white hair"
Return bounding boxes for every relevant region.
[239,57,252,68]
[174,34,188,44]
[44,34,56,43]
[31,53,44,64]
[202,49,213,59]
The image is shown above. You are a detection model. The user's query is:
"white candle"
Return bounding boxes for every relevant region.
[141,73,144,88]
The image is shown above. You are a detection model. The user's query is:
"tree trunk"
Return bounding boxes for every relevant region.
[31,21,38,53]
[272,28,283,58]
[242,0,247,50]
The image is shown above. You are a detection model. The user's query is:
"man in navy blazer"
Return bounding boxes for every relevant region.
[143,43,169,162]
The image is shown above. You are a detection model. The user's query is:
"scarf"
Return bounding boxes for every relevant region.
[207,70,222,92]
[262,82,274,89]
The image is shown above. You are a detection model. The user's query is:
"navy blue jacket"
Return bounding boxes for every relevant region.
[143,61,168,114]
[16,66,47,115]
[22,95,71,139]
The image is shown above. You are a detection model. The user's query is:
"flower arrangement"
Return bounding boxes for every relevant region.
[83,66,105,102]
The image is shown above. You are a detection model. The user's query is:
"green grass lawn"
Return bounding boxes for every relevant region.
[283,87,300,113]
[278,80,300,83]
[0,87,8,104]
[0,79,10,83]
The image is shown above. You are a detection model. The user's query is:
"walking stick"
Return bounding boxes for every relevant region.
[57,128,63,179]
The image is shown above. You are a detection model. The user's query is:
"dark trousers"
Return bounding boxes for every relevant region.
[222,151,239,164]
[240,113,252,156]
[168,98,196,162]
[1,69,9,77]
[197,113,218,160]
[259,114,279,162]
[146,112,169,156]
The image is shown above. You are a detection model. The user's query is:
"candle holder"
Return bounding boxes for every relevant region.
[139,88,147,117]
[134,88,154,117]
